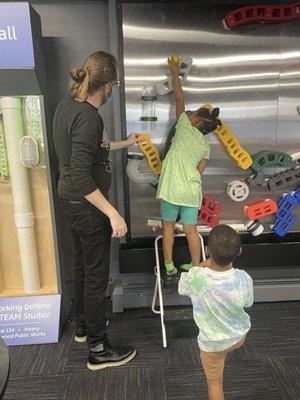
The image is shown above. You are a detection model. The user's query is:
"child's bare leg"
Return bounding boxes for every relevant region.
[183,224,201,267]
[207,378,225,400]
[162,221,177,275]
[200,350,226,400]
[162,221,175,261]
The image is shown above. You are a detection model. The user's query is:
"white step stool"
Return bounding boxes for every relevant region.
[151,233,206,348]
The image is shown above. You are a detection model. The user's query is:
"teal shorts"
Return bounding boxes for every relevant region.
[160,199,198,225]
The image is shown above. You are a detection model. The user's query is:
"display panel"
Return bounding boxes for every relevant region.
[122,3,300,238]
[0,96,58,296]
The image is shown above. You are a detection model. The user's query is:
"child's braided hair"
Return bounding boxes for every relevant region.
[197,107,222,135]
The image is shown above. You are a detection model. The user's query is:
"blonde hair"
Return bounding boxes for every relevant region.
[69,51,118,102]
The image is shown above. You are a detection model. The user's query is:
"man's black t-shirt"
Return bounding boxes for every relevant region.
[53,98,111,201]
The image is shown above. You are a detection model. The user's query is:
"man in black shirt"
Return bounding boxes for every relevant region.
[54,98,112,202]
[53,51,139,370]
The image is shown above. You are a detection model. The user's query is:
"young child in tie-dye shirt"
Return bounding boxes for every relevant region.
[179,225,253,400]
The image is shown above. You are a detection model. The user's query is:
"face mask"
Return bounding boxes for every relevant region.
[105,88,116,105]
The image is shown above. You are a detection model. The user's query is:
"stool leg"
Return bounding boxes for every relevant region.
[199,234,206,261]
[151,270,160,314]
[154,236,167,348]
[157,266,167,348]
[152,233,205,348]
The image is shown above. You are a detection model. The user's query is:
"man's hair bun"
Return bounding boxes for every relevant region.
[69,68,87,83]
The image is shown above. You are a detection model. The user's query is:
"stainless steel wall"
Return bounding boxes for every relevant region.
[122,3,300,238]
[277,22,300,167]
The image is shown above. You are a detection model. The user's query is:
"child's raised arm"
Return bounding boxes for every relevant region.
[168,58,185,119]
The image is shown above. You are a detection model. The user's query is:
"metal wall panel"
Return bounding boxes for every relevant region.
[277,21,300,172]
[122,3,300,238]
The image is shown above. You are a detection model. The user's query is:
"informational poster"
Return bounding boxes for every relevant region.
[0,295,61,346]
[0,2,35,69]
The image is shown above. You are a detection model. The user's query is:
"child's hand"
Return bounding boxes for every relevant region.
[168,57,180,76]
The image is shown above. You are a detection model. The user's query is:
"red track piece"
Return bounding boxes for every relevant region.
[198,210,219,228]
[202,195,222,215]
[244,199,278,220]
[198,195,222,228]
[224,2,300,29]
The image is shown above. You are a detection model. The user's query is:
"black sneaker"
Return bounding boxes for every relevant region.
[74,320,110,343]
[87,340,136,371]
[74,325,87,343]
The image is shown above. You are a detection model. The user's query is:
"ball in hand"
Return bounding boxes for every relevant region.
[170,54,180,63]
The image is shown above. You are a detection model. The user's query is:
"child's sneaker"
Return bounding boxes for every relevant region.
[165,261,177,276]
[179,263,194,271]
[163,271,181,288]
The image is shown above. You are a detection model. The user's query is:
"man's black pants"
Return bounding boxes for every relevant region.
[61,200,111,348]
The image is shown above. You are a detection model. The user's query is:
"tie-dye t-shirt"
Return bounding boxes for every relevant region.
[179,266,253,352]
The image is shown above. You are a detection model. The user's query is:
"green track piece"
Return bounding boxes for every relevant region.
[251,150,294,173]
[24,96,45,166]
[0,121,9,179]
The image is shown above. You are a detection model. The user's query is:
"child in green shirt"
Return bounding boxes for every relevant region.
[156,58,221,275]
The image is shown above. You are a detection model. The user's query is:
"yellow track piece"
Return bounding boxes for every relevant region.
[214,122,253,169]
[202,103,253,170]
[138,133,162,175]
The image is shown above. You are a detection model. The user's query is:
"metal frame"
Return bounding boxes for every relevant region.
[151,233,206,348]
[120,0,291,3]
[39,97,63,294]
[112,0,133,241]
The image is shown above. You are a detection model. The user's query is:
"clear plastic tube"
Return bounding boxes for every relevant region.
[140,85,157,133]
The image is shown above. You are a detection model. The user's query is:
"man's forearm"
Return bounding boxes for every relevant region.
[85,189,118,218]
[110,140,129,151]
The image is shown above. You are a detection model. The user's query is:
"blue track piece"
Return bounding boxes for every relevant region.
[273,208,297,237]
[273,212,297,237]
[273,188,300,237]
[293,186,300,203]
[276,194,298,215]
